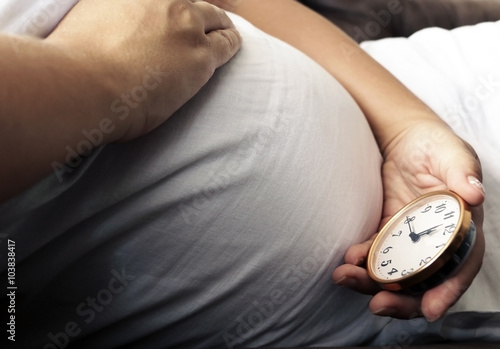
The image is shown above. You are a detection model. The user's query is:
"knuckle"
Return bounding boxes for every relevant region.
[216,28,241,52]
[187,49,217,83]
[168,0,200,31]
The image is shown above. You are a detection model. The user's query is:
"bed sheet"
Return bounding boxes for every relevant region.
[361,21,500,313]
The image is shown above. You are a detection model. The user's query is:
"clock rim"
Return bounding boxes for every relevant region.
[367,190,472,291]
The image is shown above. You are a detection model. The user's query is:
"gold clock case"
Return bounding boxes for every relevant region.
[367,190,472,291]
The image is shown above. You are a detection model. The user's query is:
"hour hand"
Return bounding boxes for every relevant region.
[405,216,420,242]
[417,224,443,237]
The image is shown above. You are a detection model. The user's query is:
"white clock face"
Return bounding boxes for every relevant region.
[370,193,461,282]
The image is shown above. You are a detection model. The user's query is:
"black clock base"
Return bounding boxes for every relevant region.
[401,220,477,295]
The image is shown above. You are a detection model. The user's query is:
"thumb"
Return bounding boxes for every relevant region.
[198,2,242,68]
[206,27,242,68]
[443,140,485,207]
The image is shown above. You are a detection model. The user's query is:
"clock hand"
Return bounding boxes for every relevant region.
[405,216,420,243]
[417,224,443,237]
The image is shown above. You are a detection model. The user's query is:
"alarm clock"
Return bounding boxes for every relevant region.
[367,190,476,294]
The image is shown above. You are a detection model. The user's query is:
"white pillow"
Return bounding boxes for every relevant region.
[362,21,500,313]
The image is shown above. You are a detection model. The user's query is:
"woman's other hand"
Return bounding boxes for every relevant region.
[47,0,242,141]
[0,0,241,203]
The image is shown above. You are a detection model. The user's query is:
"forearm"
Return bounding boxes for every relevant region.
[226,0,446,149]
[0,35,119,203]
[1,0,242,204]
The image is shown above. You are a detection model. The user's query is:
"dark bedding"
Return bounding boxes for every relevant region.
[300,0,500,41]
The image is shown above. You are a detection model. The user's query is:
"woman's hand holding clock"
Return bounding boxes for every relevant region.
[332,121,486,322]
[201,0,486,324]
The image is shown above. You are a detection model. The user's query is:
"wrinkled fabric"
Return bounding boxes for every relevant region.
[1,1,500,348]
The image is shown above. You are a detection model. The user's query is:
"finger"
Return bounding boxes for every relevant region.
[420,213,485,322]
[441,138,485,206]
[194,1,236,32]
[369,291,423,319]
[343,233,378,265]
[193,2,242,67]
[205,27,242,68]
[332,264,381,295]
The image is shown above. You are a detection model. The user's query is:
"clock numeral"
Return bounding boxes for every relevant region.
[381,260,392,267]
[404,216,416,224]
[435,203,447,213]
[419,256,432,266]
[391,230,402,237]
[421,205,432,213]
[401,268,414,277]
[443,223,456,235]
[387,268,398,276]
[435,243,446,249]
[444,211,455,220]
[382,247,393,254]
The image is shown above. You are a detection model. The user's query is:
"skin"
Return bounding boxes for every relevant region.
[205,0,486,322]
[0,0,241,203]
[0,0,485,324]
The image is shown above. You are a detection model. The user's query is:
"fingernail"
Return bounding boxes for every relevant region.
[425,311,442,323]
[372,307,397,317]
[354,257,365,266]
[425,300,443,323]
[334,276,357,287]
[426,315,440,323]
[333,276,345,285]
[468,176,485,196]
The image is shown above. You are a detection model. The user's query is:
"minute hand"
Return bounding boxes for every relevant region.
[417,224,443,237]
